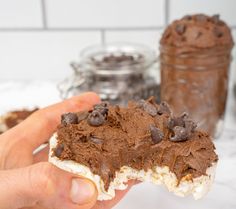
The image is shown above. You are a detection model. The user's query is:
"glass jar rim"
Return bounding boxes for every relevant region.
[77,42,158,76]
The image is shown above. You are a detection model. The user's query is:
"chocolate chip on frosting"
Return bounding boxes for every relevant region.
[168,112,197,142]
[87,110,105,126]
[170,126,188,142]
[150,125,164,144]
[94,102,109,117]
[143,102,157,116]
[175,24,186,35]
[211,14,224,26]
[167,112,187,130]
[184,120,197,133]
[212,14,220,24]
[137,100,157,116]
[54,144,64,158]
[157,101,171,115]
[61,113,78,125]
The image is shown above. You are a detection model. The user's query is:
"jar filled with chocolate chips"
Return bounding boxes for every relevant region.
[160,14,234,138]
[58,43,160,105]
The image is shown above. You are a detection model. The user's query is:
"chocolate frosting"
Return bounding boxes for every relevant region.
[160,14,234,54]
[54,99,218,191]
[4,109,38,129]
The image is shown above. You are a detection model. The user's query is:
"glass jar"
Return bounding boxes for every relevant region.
[58,43,160,105]
[160,45,232,138]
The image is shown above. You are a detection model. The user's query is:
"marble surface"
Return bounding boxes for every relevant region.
[0,80,236,209]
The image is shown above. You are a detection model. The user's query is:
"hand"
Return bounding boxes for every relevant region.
[0,92,134,209]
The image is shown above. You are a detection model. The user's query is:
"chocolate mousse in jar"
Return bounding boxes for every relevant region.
[160,14,234,138]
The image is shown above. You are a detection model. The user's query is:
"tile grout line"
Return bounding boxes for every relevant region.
[164,0,170,26]
[0,25,235,31]
[0,26,165,32]
[101,29,105,45]
[41,0,48,29]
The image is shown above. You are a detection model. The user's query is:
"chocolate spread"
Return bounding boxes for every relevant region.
[53,99,218,191]
[4,109,38,129]
[160,14,234,136]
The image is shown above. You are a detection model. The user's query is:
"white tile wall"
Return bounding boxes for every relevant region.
[169,0,236,26]
[105,30,163,51]
[0,32,100,80]
[46,0,165,28]
[0,0,235,80]
[0,0,42,28]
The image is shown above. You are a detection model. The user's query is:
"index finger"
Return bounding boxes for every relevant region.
[4,92,100,151]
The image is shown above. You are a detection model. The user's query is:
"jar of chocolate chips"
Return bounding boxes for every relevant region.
[58,43,160,105]
[160,14,234,137]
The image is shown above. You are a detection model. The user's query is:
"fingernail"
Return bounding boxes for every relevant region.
[70,178,96,205]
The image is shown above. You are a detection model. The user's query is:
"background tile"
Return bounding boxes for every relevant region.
[46,0,165,28]
[169,0,236,26]
[105,30,163,52]
[0,0,42,28]
[0,31,101,80]
[0,0,235,80]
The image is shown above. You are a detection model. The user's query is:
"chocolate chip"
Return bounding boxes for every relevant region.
[168,112,196,142]
[137,100,157,116]
[184,120,197,133]
[61,113,78,125]
[143,102,157,116]
[150,125,164,144]
[54,144,64,158]
[94,102,109,116]
[167,118,175,130]
[76,111,89,123]
[158,101,171,115]
[183,15,192,21]
[213,27,223,38]
[90,136,103,144]
[87,110,105,126]
[137,99,145,108]
[170,126,188,142]
[195,14,207,22]
[175,24,186,35]
[212,14,220,24]
[168,114,186,130]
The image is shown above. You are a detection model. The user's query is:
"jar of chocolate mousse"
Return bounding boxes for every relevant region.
[58,43,160,105]
[160,14,234,138]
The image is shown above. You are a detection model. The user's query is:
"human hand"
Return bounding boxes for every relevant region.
[0,92,134,209]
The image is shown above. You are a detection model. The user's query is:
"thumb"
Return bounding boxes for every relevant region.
[0,162,97,209]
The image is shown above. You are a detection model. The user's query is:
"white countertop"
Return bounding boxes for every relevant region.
[0,80,235,209]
